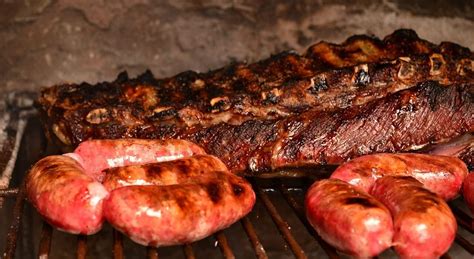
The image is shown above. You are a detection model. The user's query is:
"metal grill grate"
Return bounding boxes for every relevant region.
[0,93,473,259]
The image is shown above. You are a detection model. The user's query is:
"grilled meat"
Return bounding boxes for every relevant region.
[37,30,473,175]
[38,29,473,146]
[42,81,474,174]
[177,82,473,173]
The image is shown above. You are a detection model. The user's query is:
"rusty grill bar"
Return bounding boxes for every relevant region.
[0,94,473,258]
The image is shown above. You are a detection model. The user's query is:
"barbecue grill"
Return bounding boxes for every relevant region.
[0,93,473,258]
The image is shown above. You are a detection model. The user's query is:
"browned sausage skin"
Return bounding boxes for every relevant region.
[102,154,228,191]
[305,179,393,257]
[25,155,109,235]
[371,176,456,259]
[69,139,206,181]
[104,172,255,246]
[331,153,468,200]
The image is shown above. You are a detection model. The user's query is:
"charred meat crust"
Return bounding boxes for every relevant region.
[44,81,473,175]
[185,82,473,173]
[38,29,473,147]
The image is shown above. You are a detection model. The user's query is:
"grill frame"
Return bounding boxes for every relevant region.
[0,94,473,259]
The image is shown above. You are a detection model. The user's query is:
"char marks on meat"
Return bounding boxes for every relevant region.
[179,82,472,173]
[37,29,474,174]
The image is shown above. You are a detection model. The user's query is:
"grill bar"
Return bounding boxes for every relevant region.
[255,184,307,259]
[240,217,268,259]
[450,206,474,234]
[455,234,474,254]
[38,223,53,258]
[113,229,124,259]
[214,231,235,259]
[2,185,26,259]
[182,244,195,259]
[77,235,87,259]
[277,182,340,259]
[0,188,19,197]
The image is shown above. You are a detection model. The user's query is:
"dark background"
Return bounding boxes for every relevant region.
[0,0,473,92]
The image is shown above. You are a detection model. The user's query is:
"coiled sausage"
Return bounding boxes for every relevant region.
[305,179,393,257]
[331,153,468,200]
[371,176,456,259]
[25,155,108,234]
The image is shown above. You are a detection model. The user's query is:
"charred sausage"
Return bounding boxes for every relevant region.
[305,179,393,257]
[104,172,255,246]
[25,155,109,235]
[463,172,474,215]
[102,154,228,191]
[331,153,468,200]
[69,139,206,181]
[371,176,456,259]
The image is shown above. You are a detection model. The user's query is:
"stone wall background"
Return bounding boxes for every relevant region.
[0,0,473,93]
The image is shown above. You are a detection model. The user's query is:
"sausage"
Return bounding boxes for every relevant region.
[462,172,474,215]
[331,153,468,200]
[103,172,256,246]
[102,154,228,191]
[25,155,109,235]
[371,176,456,259]
[305,179,393,257]
[69,139,206,181]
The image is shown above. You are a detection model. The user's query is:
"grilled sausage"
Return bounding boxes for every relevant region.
[305,179,393,257]
[331,153,468,200]
[104,172,256,246]
[102,154,228,191]
[68,139,206,181]
[25,155,109,235]
[371,176,456,259]
[463,172,474,215]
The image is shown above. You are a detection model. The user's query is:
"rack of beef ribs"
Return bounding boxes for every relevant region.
[37,29,474,175]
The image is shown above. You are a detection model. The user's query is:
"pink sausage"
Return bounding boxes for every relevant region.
[305,179,393,257]
[69,139,206,181]
[25,155,108,234]
[331,153,468,200]
[371,176,456,259]
[104,172,255,246]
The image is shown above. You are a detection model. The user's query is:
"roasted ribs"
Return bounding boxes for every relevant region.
[38,29,474,174]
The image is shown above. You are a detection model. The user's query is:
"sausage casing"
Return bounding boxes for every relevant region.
[305,179,393,257]
[102,154,228,191]
[104,172,255,246]
[331,153,468,200]
[70,139,206,181]
[25,155,109,234]
[371,176,456,259]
